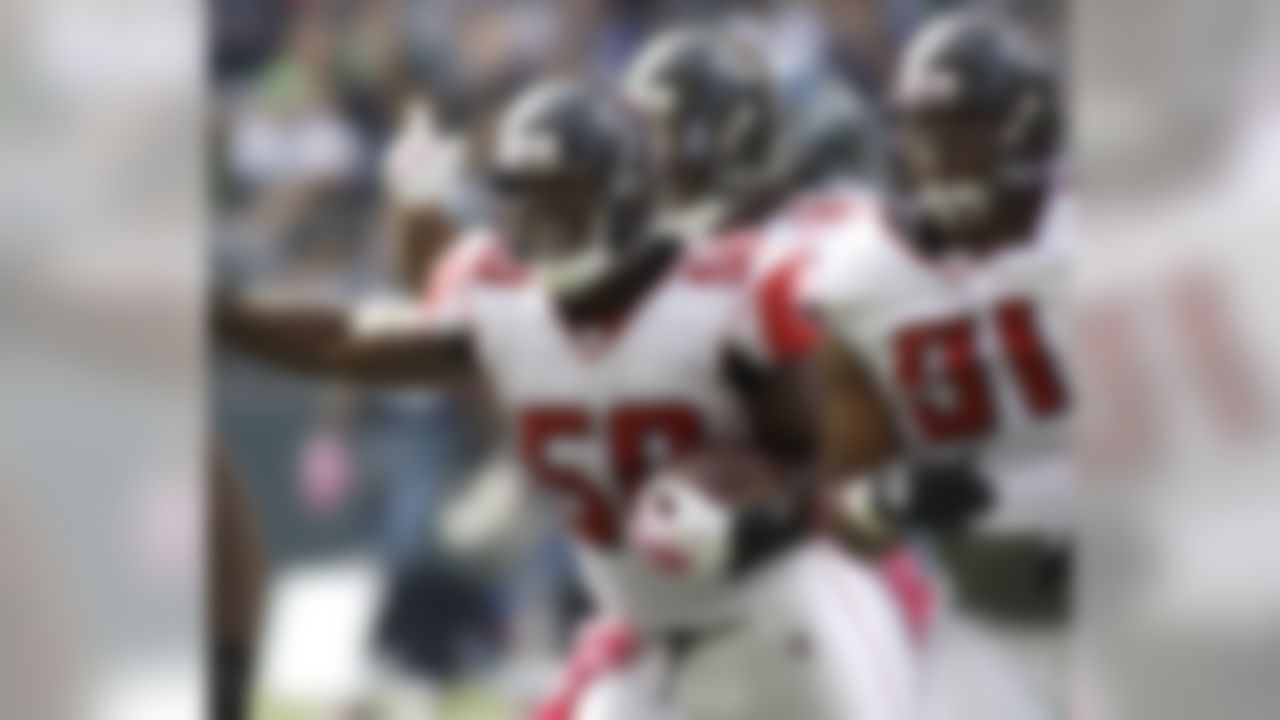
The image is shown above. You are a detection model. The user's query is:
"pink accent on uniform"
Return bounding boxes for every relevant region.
[822,548,910,720]
[878,547,936,642]
[421,237,486,317]
[421,234,527,319]
[531,618,640,720]
[474,247,530,286]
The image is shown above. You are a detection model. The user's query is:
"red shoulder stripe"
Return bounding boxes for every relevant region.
[757,252,819,361]
[421,238,482,314]
[421,236,526,316]
[473,247,528,286]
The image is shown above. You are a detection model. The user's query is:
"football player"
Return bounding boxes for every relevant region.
[622,27,783,242]
[621,26,877,312]
[803,9,1070,715]
[217,80,918,720]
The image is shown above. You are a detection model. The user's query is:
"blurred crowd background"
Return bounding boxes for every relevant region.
[210,0,1065,716]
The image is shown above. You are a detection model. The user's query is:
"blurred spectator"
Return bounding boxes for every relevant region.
[360,389,501,697]
[815,0,927,98]
[227,10,359,195]
[211,0,289,81]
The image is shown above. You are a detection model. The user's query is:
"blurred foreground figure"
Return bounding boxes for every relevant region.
[210,445,265,720]
[218,80,920,720]
[0,471,88,720]
[804,9,1069,717]
[1075,0,1280,718]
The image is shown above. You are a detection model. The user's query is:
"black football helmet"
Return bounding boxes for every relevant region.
[623,27,779,238]
[782,74,884,194]
[490,81,646,296]
[890,10,1061,245]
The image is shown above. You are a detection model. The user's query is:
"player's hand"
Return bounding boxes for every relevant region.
[829,476,907,557]
[628,472,732,580]
[831,460,994,551]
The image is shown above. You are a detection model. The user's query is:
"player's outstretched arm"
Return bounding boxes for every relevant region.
[214,294,475,385]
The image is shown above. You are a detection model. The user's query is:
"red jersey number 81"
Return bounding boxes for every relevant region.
[894,297,1069,443]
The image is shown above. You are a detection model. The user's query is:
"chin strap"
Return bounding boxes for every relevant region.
[652,199,728,247]
[531,211,618,298]
[914,181,993,231]
[532,243,612,298]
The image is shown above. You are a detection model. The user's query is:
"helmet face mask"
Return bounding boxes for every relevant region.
[498,172,601,260]
[648,112,721,202]
[495,171,615,296]
[894,99,1009,233]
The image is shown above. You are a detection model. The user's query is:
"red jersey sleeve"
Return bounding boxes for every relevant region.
[752,250,820,362]
[725,243,821,366]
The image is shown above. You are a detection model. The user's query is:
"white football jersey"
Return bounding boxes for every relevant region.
[422,231,813,629]
[750,184,876,273]
[805,195,1073,537]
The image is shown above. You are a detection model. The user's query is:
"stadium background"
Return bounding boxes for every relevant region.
[210,1,1065,717]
